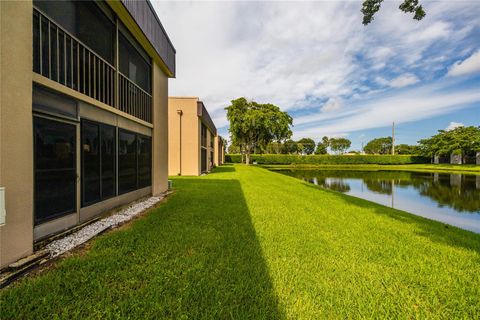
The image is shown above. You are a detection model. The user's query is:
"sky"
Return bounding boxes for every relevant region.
[152,0,480,150]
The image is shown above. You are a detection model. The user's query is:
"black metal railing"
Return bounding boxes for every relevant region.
[118,73,152,123]
[33,8,152,123]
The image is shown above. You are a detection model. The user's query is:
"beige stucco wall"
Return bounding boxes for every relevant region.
[152,63,169,194]
[0,1,170,268]
[0,0,34,268]
[214,136,224,166]
[168,97,201,176]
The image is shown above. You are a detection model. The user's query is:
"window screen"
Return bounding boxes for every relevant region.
[82,121,101,205]
[34,0,114,64]
[119,32,151,93]
[118,129,137,194]
[138,135,152,188]
[34,117,76,225]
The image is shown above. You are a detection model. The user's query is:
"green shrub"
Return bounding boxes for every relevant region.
[224,154,429,165]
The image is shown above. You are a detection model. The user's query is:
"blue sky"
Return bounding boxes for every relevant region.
[153,0,480,150]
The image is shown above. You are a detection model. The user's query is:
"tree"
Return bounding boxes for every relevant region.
[228,143,240,154]
[315,136,330,154]
[364,137,392,154]
[266,142,285,154]
[396,144,420,155]
[362,0,426,25]
[329,138,351,154]
[297,138,316,155]
[226,98,293,164]
[284,139,299,154]
[418,126,480,163]
[315,142,328,155]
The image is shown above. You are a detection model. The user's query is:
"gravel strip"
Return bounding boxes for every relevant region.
[46,196,163,258]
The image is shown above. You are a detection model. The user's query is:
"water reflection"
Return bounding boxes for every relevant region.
[278,169,480,233]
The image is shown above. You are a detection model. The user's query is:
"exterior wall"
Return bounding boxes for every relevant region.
[0,0,172,268]
[450,154,462,165]
[0,0,34,268]
[152,62,169,194]
[214,136,225,166]
[168,97,201,176]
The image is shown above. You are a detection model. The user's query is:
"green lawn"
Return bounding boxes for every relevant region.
[262,163,480,175]
[1,164,479,319]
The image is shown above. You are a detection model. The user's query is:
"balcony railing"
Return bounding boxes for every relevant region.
[118,73,152,123]
[33,8,152,123]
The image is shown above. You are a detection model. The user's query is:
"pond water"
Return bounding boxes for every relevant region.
[275,169,480,233]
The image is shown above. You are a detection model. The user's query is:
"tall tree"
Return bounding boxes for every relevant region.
[330,138,351,154]
[284,139,299,154]
[364,137,392,154]
[362,0,426,25]
[297,138,316,155]
[226,98,293,164]
[315,136,330,154]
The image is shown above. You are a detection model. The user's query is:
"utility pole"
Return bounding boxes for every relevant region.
[392,122,395,155]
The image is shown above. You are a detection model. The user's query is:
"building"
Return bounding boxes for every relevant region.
[214,135,225,166]
[168,97,223,176]
[0,0,175,268]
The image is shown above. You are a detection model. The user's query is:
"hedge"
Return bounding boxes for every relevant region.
[224,154,430,165]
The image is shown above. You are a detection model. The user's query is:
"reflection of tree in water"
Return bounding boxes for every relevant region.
[281,169,480,214]
[415,173,480,213]
[323,178,351,193]
[364,180,393,195]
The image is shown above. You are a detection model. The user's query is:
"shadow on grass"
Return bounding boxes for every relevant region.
[301,182,480,254]
[0,178,284,319]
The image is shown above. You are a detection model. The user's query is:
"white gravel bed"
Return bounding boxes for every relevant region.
[46,196,163,258]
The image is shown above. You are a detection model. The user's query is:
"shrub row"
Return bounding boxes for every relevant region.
[225,154,430,165]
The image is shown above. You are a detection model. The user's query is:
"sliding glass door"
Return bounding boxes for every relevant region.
[34,117,76,225]
[81,120,116,207]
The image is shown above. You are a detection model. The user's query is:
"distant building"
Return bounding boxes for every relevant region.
[0,0,175,268]
[168,97,223,176]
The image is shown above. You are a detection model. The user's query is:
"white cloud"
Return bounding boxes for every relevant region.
[448,50,480,77]
[321,98,342,112]
[446,122,464,131]
[152,1,480,137]
[292,84,480,140]
[376,74,419,88]
[389,74,419,88]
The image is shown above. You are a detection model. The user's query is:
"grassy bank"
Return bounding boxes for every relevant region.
[263,163,480,175]
[2,165,479,318]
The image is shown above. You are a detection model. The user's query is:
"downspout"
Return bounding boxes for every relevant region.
[177,110,183,175]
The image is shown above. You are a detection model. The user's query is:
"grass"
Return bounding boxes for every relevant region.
[261,163,480,175]
[1,164,480,319]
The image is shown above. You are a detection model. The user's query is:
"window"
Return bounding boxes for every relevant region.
[118,129,137,194]
[34,0,115,64]
[82,121,100,205]
[34,117,76,225]
[138,136,152,188]
[81,120,116,207]
[119,32,151,93]
[201,124,207,148]
[101,125,116,199]
[201,149,207,173]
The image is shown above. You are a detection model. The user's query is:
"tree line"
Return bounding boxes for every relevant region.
[226,97,479,164]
